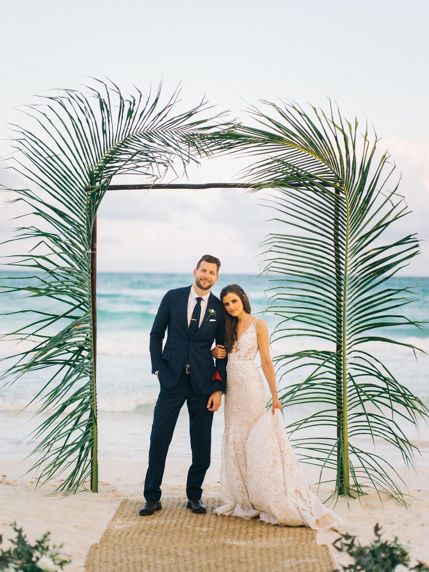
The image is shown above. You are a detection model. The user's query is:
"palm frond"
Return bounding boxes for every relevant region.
[1,80,231,493]
[223,101,427,502]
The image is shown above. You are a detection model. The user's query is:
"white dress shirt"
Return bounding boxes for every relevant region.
[187,286,210,328]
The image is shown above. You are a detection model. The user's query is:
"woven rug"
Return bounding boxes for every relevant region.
[86,497,336,572]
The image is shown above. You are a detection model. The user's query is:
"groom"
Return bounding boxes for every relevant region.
[140,254,227,516]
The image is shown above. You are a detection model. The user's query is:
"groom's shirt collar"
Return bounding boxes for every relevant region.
[190,286,210,303]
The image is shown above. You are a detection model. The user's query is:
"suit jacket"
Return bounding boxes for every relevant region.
[149,286,227,395]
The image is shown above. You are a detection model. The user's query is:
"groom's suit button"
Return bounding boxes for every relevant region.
[139,500,162,516]
[186,499,207,514]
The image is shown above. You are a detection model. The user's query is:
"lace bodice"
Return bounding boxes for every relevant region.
[229,319,259,361]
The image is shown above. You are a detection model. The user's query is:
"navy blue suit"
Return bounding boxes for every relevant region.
[144,286,227,502]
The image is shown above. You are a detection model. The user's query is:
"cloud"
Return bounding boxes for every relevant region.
[381,137,429,273]
[99,155,254,222]
[96,194,270,274]
[96,154,274,273]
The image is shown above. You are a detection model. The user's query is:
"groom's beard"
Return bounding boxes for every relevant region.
[195,277,214,292]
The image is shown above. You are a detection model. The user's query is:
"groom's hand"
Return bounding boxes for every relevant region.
[207,390,222,412]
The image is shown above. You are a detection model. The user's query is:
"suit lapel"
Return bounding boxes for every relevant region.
[182,286,192,333]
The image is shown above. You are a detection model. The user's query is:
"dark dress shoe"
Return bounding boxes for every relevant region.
[186,499,207,514]
[139,500,162,516]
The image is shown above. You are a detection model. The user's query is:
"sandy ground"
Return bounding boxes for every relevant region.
[1,454,429,571]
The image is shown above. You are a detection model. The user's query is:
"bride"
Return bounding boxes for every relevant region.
[212,284,340,530]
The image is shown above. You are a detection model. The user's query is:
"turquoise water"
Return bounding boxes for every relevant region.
[0,271,428,415]
[0,271,428,462]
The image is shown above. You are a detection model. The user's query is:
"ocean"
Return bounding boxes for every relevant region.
[0,272,428,466]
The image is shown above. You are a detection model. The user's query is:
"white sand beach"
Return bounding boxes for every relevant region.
[1,449,428,572]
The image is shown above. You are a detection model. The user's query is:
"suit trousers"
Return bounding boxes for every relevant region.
[144,371,214,502]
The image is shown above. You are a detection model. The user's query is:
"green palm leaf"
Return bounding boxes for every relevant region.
[219,101,427,502]
[1,80,230,493]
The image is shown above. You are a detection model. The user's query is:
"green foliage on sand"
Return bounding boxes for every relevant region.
[0,523,71,571]
[333,523,429,571]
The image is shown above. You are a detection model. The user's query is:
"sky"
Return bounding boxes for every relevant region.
[0,0,428,275]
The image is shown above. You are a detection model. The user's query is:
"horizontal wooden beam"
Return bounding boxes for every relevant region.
[106,182,257,191]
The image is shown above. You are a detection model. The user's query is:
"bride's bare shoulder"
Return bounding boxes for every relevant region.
[254,317,269,333]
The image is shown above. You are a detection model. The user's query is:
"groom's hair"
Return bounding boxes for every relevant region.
[196,254,221,272]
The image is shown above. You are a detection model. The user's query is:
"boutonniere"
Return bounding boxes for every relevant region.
[207,308,217,321]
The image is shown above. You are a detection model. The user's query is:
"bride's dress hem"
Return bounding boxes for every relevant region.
[214,494,340,531]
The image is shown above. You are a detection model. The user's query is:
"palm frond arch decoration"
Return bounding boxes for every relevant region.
[219,102,428,501]
[0,82,427,499]
[0,80,234,493]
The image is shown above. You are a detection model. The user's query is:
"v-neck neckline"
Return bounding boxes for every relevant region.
[236,318,256,342]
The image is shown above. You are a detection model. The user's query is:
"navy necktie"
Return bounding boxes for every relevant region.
[189,297,203,336]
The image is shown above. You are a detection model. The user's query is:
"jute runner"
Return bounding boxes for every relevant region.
[86,497,336,572]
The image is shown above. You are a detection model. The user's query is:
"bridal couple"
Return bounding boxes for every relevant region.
[140,254,339,529]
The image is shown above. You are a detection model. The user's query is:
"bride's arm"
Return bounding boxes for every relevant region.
[256,320,283,413]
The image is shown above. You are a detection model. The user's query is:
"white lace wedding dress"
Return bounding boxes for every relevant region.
[214,318,340,530]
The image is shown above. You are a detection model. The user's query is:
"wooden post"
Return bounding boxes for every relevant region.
[106,183,256,191]
[92,216,97,385]
[90,216,98,492]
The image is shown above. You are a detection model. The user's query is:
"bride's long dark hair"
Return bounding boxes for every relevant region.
[220,284,252,353]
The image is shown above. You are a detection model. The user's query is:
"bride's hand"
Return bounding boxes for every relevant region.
[212,344,227,359]
[271,397,283,414]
